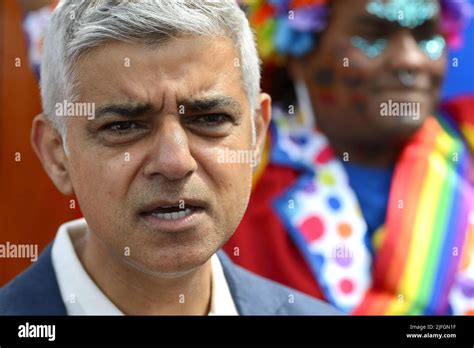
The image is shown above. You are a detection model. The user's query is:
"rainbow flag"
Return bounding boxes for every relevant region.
[354,112,474,315]
[444,96,474,153]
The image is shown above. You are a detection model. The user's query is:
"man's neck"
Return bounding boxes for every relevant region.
[73,230,212,315]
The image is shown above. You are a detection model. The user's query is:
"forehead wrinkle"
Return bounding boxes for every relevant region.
[147,68,218,116]
[76,38,246,119]
[112,76,224,118]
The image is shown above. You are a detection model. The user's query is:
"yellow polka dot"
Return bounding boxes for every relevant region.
[319,170,336,186]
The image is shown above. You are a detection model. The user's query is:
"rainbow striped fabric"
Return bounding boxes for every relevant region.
[354,114,474,315]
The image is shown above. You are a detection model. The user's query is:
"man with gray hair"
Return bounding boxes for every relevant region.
[0,0,339,315]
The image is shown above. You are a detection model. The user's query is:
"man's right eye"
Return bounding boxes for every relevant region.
[97,121,150,144]
[102,121,139,134]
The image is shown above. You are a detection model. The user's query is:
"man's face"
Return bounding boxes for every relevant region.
[295,0,447,147]
[65,37,257,275]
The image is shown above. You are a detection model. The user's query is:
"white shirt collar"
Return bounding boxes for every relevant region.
[51,218,238,315]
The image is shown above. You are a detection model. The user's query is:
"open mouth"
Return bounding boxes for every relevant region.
[150,205,194,220]
[140,203,204,221]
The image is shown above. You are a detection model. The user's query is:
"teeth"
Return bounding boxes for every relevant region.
[151,208,193,220]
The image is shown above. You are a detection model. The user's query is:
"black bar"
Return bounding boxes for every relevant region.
[0,316,473,346]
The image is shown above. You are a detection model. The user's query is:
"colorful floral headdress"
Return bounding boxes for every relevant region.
[241,0,471,62]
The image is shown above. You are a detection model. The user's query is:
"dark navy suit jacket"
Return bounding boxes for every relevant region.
[0,244,340,315]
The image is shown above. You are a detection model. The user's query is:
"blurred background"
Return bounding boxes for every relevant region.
[0,0,473,286]
[0,0,80,286]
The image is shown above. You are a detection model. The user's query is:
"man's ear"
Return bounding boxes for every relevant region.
[253,93,272,161]
[31,114,73,195]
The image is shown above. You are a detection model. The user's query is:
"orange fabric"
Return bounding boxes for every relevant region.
[0,1,80,286]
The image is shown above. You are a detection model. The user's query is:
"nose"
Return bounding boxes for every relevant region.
[143,115,197,181]
[386,30,426,73]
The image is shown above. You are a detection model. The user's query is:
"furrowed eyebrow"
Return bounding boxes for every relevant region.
[93,96,242,120]
[94,103,154,119]
[178,96,242,115]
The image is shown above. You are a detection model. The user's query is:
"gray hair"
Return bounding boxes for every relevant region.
[40,0,261,139]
